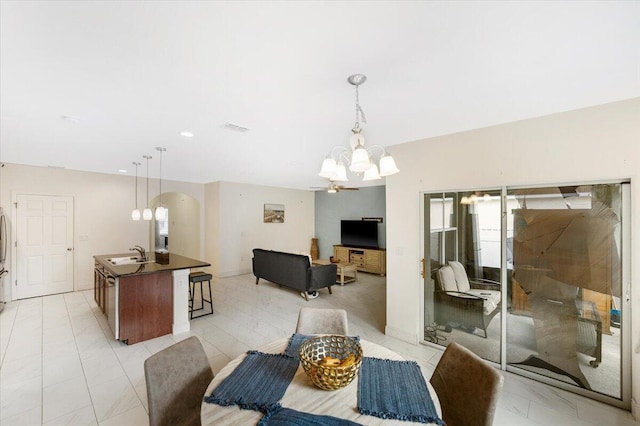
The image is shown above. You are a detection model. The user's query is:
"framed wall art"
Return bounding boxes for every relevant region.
[264,203,285,223]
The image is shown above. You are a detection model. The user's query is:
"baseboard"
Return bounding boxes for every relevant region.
[632,397,639,422]
[385,325,419,345]
[215,268,252,278]
[173,322,190,335]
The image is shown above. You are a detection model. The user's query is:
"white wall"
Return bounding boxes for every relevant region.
[204,181,221,276]
[385,97,640,414]
[204,181,315,277]
[0,163,204,298]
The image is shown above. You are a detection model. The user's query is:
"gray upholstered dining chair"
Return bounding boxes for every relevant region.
[295,307,349,335]
[144,336,214,426]
[430,342,504,426]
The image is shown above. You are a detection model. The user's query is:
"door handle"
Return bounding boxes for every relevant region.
[421,258,426,278]
[67,248,73,251]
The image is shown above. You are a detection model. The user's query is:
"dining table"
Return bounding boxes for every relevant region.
[201,337,442,425]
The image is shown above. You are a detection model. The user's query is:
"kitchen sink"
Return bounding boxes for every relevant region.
[107,256,154,266]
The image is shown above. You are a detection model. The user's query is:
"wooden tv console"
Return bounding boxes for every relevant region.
[333,245,386,276]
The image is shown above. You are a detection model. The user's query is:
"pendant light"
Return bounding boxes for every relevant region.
[142,155,153,220]
[131,161,141,220]
[155,147,167,221]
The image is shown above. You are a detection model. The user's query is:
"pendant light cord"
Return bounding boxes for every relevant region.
[143,155,151,208]
[133,162,140,208]
[155,147,166,212]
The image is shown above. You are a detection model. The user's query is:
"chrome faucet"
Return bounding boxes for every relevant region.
[129,245,147,261]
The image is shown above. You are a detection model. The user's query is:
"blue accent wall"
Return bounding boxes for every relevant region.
[314,185,386,259]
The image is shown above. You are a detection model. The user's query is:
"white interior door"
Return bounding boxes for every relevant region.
[16,194,74,299]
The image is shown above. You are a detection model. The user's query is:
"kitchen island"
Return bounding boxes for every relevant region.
[94,252,210,345]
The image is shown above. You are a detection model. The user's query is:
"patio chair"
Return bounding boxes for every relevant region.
[144,336,214,426]
[430,342,504,426]
[434,261,501,338]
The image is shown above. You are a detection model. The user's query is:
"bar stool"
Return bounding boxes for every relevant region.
[188,271,213,320]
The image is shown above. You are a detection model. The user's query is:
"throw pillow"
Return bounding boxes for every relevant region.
[448,261,470,292]
[437,266,458,292]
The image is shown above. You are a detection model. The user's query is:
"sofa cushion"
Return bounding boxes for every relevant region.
[297,251,314,265]
[437,266,458,292]
[467,289,501,315]
[448,261,470,293]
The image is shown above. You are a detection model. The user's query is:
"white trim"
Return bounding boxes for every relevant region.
[385,325,418,345]
[172,268,191,335]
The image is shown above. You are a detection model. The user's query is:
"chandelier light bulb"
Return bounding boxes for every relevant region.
[362,164,381,181]
[349,147,372,172]
[379,154,400,176]
[131,209,141,221]
[318,158,337,178]
[143,208,153,220]
[333,163,349,182]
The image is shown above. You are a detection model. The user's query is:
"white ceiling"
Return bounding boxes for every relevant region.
[1,1,638,190]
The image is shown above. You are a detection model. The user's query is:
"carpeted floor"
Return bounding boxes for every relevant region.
[432,312,621,399]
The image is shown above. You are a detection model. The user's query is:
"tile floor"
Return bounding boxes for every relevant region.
[0,272,636,425]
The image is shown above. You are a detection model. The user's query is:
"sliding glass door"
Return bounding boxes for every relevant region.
[422,182,630,406]
[423,189,502,364]
[506,183,627,400]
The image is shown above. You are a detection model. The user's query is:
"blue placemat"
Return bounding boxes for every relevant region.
[358,357,444,425]
[284,333,312,359]
[259,404,362,426]
[284,334,361,360]
[204,351,299,412]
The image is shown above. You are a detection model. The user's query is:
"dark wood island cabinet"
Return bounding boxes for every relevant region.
[94,252,209,345]
[118,271,173,345]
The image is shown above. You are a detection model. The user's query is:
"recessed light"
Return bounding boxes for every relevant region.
[180,131,194,138]
[118,169,128,173]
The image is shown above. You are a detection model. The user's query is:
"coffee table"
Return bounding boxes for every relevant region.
[312,259,357,285]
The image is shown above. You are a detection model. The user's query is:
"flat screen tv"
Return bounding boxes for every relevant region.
[341,220,378,249]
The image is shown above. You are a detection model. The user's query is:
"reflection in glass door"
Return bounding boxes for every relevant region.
[507,184,626,400]
[423,193,457,344]
[423,182,629,405]
[423,190,502,364]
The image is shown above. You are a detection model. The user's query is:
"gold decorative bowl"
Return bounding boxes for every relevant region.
[299,335,363,391]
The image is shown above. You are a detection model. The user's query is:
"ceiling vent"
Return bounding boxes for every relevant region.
[223,122,250,132]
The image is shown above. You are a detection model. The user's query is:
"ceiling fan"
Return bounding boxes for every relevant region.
[311,182,360,193]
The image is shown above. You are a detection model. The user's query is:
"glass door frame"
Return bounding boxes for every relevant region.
[419,181,631,410]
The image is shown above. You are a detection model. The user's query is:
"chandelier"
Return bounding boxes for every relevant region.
[318,74,399,182]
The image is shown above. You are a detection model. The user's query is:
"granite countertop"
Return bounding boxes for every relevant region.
[94,252,210,277]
